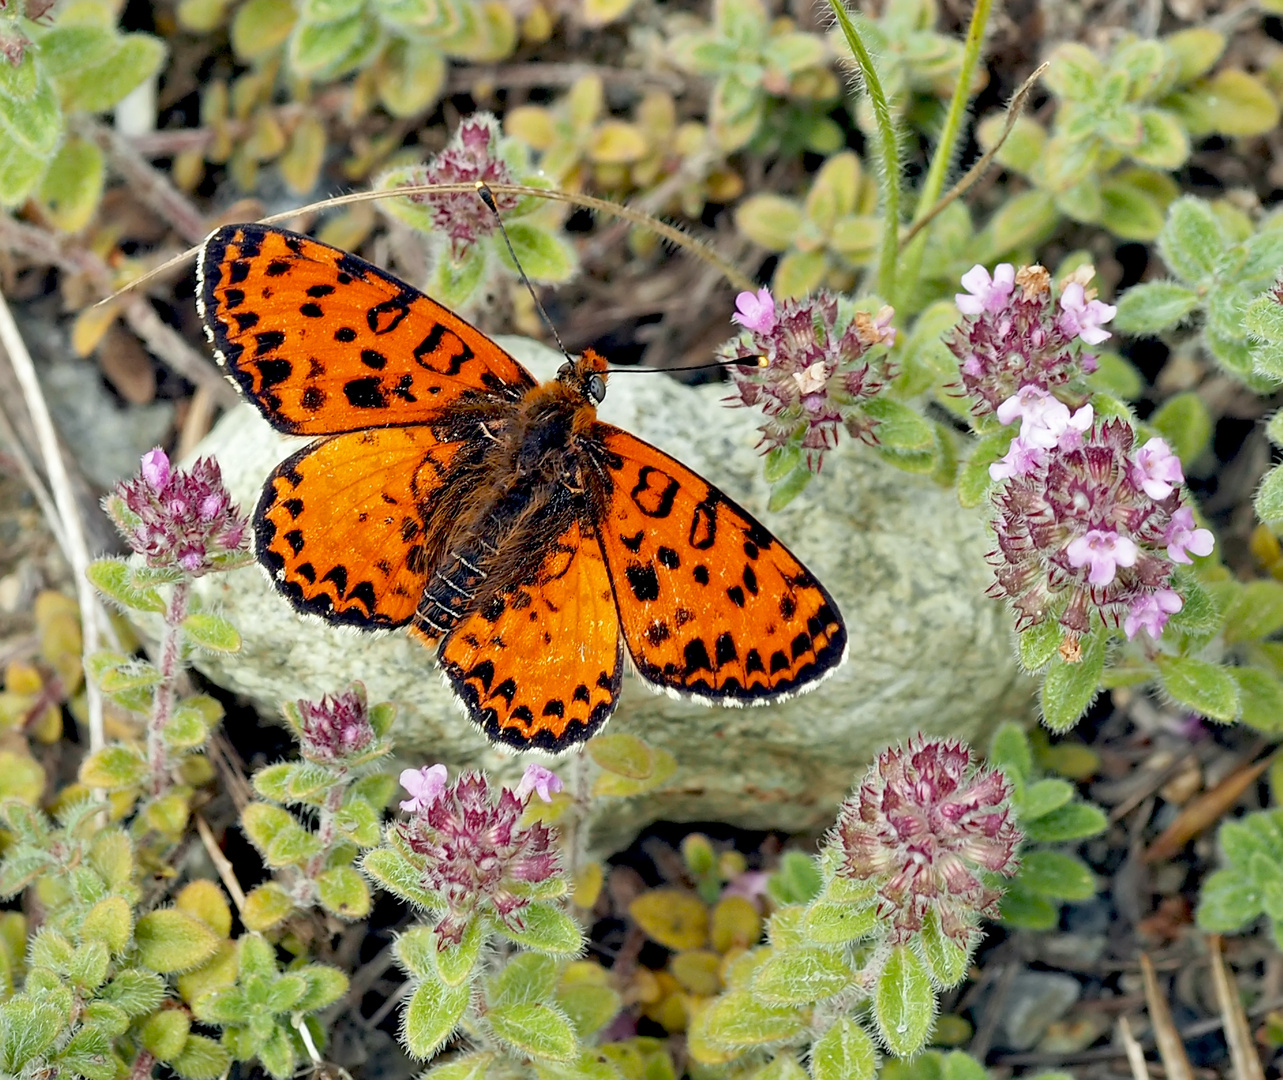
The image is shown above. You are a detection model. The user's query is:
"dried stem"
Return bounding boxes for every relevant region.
[0,286,105,751]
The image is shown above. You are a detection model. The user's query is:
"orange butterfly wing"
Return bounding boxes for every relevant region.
[429,519,623,751]
[197,224,536,435]
[256,427,466,627]
[587,426,847,701]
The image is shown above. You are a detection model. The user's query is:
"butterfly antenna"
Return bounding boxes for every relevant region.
[475,181,572,362]
[610,355,769,375]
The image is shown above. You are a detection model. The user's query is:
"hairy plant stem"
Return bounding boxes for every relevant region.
[149,579,189,797]
[304,778,347,883]
[129,1050,156,1080]
[827,0,901,302]
[898,0,995,308]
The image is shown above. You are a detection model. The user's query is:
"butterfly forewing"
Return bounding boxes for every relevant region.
[198,224,536,435]
[587,426,847,701]
[257,428,464,627]
[431,519,623,751]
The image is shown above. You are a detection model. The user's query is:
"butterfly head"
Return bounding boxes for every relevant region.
[557,349,609,406]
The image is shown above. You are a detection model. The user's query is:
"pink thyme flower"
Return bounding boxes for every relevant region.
[1164,507,1215,564]
[1131,438,1184,500]
[719,291,898,471]
[948,264,1101,418]
[397,770,561,946]
[106,449,248,576]
[514,763,563,803]
[1124,589,1184,640]
[987,416,1212,638]
[732,288,777,334]
[835,736,1021,948]
[400,765,448,813]
[955,263,1015,316]
[1058,282,1117,346]
[996,386,1093,451]
[294,685,376,764]
[1066,529,1140,586]
[989,437,1045,481]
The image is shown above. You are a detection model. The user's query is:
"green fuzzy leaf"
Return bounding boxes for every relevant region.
[99,970,166,1018]
[376,39,446,117]
[1112,281,1200,335]
[1132,108,1190,169]
[1196,867,1262,932]
[230,0,295,58]
[362,846,441,910]
[767,464,813,511]
[426,921,480,991]
[241,802,322,867]
[998,881,1059,929]
[862,398,933,451]
[164,703,211,752]
[80,896,131,957]
[68,940,110,991]
[42,27,166,113]
[488,1002,578,1064]
[1039,626,1106,732]
[694,989,803,1048]
[294,964,348,1012]
[242,882,293,932]
[493,952,558,1009]
[1158,196,1224,283]
[1233,667,1283,733]
[0,138,54,209]
[0,995,64,1070]
[767,850,823,905]
[37,136,103,233]
[1017,850,1097,900]
[989,722,1032,785]
[1043,42,1105,100]
[54,1025,115,1080]
[752,945,853,1005]
[427,244,488,310]
[134,909,220,973]
[287,14,370,77]
[1223,580,1283,643]
[394,927,437,981]
[957,431,1013,509]
[316,866,371,919]
[804,896,877,945]
[81,1002,129,1037]
[170,1034,232,1080]
[1256,465,1283,524]
[874,945,933,1058]
[1156,655,1240,722]
[764,444,803,484]
[555,982,621,1040]
[1099,175,1167,242]
[258,1025,298,1080]
[811,1018,877,1080]
[1247,294,1283,382]
[502,224,577,285]
[181,612,241,653]
[95,656,162,695]
[920,909,969,987]
[975,189,1058,259]
[421,1053,498,1080]
[494,902,583,957]
[1021,802,1108,842]
[1017,778,1075,822]
[1150,391,1212,465]
[403,979,470,1059]
[734,193,803,251]
[140,1009,191,1060]
[78,745,147,790]
[587,733,655,779]
[773,249,827,300]
[1086,351,1145,400]
[1018,619,1064,673]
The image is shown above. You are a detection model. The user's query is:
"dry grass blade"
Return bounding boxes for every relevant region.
[1143,753,1273,863]
[0,288,105,751]
[1140,951,1194,1080]
[1117,1015,1150,1080]
[195,811,246,911]
[1208,934,1266,1080]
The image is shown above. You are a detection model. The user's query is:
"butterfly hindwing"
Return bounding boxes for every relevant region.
[588,426,847,702]
[432,519,623,752]
[198,224,537,435]
[256,427,463,628]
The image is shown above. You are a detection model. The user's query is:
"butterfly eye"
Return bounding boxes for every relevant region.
[587,374,607,404]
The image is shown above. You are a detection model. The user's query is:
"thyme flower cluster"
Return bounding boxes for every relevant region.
[835,737,1021,948]
[951,264,1214,641]
[948,263,1112,415]
[396,764,563,947]
[106,448,248,576]
[719,287,898,470]
[393,113,520,259]
[294,686,375,765]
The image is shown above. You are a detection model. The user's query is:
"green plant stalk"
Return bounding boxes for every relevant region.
[898,0,995,304]
[148,579,190,797]
[827,0,901,301]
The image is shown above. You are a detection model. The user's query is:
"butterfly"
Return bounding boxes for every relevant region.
[196,223,847,752]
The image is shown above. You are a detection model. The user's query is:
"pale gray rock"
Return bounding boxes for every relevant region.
[185,337,1034,853]
[997,970,1084,1051]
